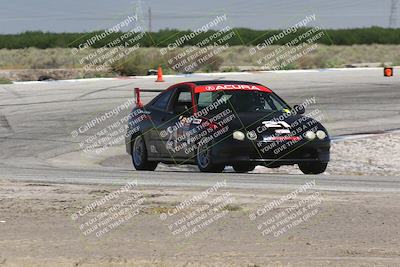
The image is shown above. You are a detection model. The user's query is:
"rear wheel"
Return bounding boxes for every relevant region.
[233,163,256,173]
[132,135,158,171]
[196,139,225,173]
[298,162,327,174]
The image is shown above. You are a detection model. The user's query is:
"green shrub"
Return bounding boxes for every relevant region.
[2,28,400,49]
[0,78,12,84]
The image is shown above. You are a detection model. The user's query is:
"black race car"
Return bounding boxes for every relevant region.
[125,80,330,174]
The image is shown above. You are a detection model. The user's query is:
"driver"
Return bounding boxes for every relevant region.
[233,92,260,112]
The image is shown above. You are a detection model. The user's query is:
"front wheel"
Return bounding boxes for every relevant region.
[298,162,327,174]
[132,135,158,171]
[196,139,225,173]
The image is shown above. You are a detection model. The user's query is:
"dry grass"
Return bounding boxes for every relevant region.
[219,44,400,69]
[0,45,399,77]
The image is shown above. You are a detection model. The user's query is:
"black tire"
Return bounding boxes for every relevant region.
[196,139,225,173]
[233,163,256,173]
[298,162,328,174]
[266,163,280,169]
[131,135,158,171]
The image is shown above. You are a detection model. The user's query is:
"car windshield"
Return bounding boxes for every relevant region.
[196,90,290,113]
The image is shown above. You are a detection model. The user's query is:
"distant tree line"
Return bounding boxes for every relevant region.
[0,27,399,49]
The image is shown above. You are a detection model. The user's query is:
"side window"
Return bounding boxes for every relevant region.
[171,88,193,115]
[151,90,173,111]
[177,91,192,103]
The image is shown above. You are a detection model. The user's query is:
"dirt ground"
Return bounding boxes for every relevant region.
[1,180,400,267]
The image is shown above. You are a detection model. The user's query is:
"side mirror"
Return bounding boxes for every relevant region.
[293,105,305,114]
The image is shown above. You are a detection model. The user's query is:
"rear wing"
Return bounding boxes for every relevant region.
[134,87,164,108]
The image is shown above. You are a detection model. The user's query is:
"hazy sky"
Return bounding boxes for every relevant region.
[0,0,398,33]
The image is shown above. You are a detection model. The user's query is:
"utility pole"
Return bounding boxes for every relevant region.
[389,0,398,28]
[148,7,152,32]
[135,0,145,29]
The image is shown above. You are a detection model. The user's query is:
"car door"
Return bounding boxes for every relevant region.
[160,86,196,161]
[145,89,175,158]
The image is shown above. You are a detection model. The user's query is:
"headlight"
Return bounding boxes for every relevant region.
[316,130,327,140]
[233,130,245,141]
[305,131,316,140]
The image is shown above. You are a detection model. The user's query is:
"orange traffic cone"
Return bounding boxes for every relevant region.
[155,65,164,82]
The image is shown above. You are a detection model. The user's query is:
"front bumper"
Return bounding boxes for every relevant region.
[211,138,330,165]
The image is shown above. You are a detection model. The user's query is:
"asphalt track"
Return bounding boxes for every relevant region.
[1,68,399,190]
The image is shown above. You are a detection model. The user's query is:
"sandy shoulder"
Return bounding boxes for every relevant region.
[1,180,400,267]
